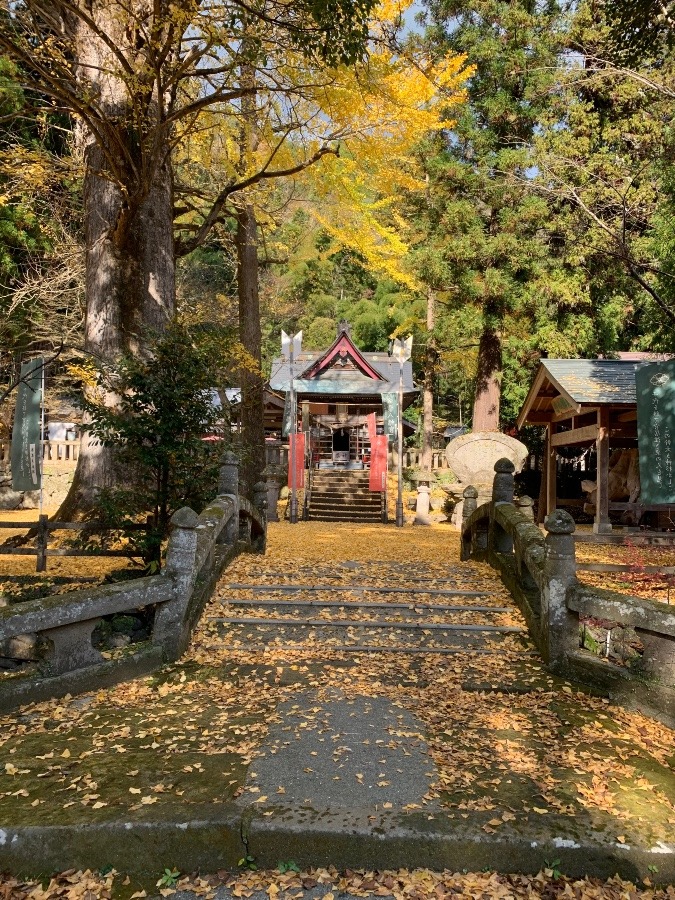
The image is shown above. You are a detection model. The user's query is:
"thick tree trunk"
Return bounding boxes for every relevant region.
[54,6,176,519]
[472,318,502,432]
[236,204,265,496]
[58,148,175,518]
[421,288,435,471]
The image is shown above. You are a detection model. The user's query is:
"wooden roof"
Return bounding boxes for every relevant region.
[517,359,641,428]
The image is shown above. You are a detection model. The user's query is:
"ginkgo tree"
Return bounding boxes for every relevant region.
[1,0,469,507]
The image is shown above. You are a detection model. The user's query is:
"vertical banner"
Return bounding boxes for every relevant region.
[636,359,675,503]
[381,392,398,440]
[369,434,388,492]
[367,412,376,443]
[11,357,44,492]
[288,432,305,489]
[282,392,296,437]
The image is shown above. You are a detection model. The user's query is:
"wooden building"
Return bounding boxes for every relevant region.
[517,359,645,533]
[269,323,418,470]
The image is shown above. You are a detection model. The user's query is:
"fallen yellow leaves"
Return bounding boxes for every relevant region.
[6,865,673,900]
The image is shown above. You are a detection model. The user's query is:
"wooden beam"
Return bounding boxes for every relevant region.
[525,412,553,424]
[594,407,611,534]
[546,423,557,518]
[616,409,638,423]
[551,424,598,446]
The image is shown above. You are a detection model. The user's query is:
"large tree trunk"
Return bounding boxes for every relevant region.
[58,147,175,517]
[236,203,265,497]
[472,316,502,432]
[57,7,175,519]
[421,287,435,471]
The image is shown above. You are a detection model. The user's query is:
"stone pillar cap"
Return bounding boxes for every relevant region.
[494,457,515,474]
[544,509,575,534]
[171,506,199,528]
[463,485,478,499]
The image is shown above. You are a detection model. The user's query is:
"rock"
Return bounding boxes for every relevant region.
[445,432,528,486]
[1,633,38,661]
[109,633,131,649]
[430,496,444,511]
[20,490,40,509]
[0,489,23,510]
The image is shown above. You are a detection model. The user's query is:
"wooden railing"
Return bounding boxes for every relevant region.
[0,440,80,469]
[0,515,153,572]
[1,439,449,474]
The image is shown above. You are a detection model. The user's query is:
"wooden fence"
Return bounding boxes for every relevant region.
[0,440,80,469]
[0,515,152,572]
[2,439,451,474]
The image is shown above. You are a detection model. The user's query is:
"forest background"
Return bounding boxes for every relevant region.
[0,0,674,511]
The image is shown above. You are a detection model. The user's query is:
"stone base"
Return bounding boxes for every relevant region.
[592,521,613,535]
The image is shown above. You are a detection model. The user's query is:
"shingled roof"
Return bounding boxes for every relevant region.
[517,359,646,428]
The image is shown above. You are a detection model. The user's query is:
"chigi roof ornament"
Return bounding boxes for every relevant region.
[337,320,352,338]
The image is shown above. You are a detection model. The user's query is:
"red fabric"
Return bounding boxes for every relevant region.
[369,434,388,492]
[288,432,305,489]
[367,412,376,443]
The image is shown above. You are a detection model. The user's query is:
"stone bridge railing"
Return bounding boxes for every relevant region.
[0,452,266,713]
[461,459,675,725]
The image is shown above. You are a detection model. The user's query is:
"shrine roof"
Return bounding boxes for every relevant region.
[269,352,416,395]
[517,358,658,427]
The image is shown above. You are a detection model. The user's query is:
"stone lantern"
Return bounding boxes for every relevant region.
[411,469,436,526]
[263,465,286,523]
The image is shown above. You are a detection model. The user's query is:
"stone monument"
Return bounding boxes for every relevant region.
[443,431,529,528]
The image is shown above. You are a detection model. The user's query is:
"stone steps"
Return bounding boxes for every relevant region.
[212,585,530,652]
[213,621,530,652]
[307,470,383,522]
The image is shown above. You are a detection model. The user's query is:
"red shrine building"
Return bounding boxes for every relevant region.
[269,322,418,471]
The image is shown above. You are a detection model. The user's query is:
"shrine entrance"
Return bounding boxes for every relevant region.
[332,425,351,465]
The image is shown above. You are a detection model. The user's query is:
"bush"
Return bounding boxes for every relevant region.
[79,323,229,564]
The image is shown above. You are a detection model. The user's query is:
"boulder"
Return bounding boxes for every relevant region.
[0,489,23,510]
[0,633,38,661]
[445,431,528,485]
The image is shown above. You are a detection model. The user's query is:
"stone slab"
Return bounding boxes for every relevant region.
[445,432,528,485]
[225,584,488,597]
[247,692,435,811]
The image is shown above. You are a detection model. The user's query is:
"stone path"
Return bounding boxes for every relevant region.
[1,523,674,882]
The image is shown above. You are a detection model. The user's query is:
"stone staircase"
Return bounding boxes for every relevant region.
[209,570,532,657]
[308,470,383,523]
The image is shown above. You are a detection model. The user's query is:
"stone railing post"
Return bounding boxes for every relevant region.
[491,458,515,553]
[153,506,199,659]
[543,509,579,670]
[492,458,515,504]
[515,495,535,521]
[462,485,478,522]
[460,485,479,561]
[218,450,240,544]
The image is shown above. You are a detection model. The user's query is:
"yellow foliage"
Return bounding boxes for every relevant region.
[173,0,471,297]
[66,361,98,391]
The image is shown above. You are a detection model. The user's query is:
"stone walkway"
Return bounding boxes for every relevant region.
[0,523,674,882]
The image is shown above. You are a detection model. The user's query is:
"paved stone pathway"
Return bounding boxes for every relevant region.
[188,523,675,880]
[2,522,674,883]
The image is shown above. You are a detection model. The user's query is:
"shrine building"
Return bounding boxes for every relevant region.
[269,322,418,471]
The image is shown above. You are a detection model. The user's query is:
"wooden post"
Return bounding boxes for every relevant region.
[594,407,611,534]
[546,423,557,519]
[36,514,48,573]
